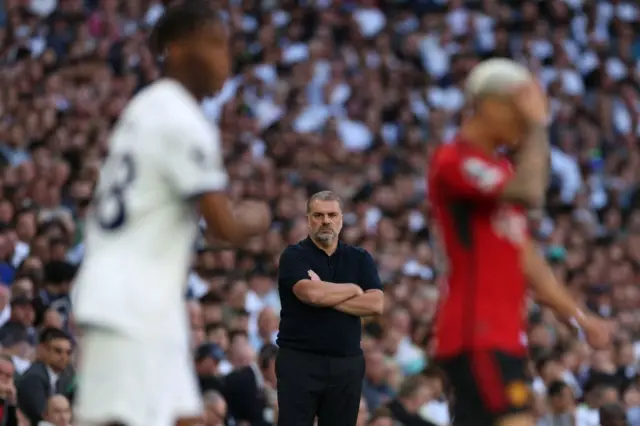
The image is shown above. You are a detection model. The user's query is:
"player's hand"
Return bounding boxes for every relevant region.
[308,270,321,282]
[581,314,611,349]
[512,80,549,127]
[235,200,272,234]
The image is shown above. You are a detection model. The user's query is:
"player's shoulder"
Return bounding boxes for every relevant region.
[128,79,213,133]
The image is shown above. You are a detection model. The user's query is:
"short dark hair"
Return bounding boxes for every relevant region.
[149,1,221,55]
[547,380,569,398]
[599,403,628,426]
[39,327,71,345]
[306,191,343,214]
[199,291,223,305]
[397,375,426,399]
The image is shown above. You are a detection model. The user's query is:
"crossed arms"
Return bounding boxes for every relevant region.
[279,247,384,317]
[292,276,384,317]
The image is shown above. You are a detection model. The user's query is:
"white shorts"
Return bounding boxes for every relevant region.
[74,327,202,426]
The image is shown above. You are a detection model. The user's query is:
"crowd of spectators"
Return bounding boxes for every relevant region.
[0,0,639,425]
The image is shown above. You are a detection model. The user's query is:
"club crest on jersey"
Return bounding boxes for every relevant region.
[191,147,208,169]
[461,158,503,192]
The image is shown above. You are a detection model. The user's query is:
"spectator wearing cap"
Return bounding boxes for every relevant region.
[223,343,279,426]
[276,191,383,426]
[0,296,36,346]
[16,328,73,426]
[195,342,226,395]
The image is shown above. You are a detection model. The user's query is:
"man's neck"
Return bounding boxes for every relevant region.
[163,73,203,103]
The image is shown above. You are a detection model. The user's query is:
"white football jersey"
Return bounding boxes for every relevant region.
[72,79,228,341]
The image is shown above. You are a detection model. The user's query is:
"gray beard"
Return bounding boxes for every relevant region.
[314,231,336,246]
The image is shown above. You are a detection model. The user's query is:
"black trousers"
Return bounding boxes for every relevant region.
[276,347,365,426]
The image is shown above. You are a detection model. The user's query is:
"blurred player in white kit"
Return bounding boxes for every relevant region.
[71,2,271,426]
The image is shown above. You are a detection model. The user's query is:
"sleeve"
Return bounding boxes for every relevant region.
[434,150,509,202]
[159,122,229,199]
[358,251,383,291]
[277,247,312,292]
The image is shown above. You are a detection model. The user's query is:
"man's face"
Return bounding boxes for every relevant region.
[47,338,72,372]
[551,387,575,413]
[180,22,230,97]
[307,200,343,247]
[477,95,529,148]
[365,350,387,384]
[46,395,72,426]
[13,303,34,326]
[0,358,14,387]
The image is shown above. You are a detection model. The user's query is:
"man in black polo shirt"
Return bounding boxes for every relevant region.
[276,190,384,426]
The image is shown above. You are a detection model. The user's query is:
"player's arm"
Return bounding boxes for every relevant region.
[333,251,384,317]
[500,82,552,207]
[523,239,582,319]
[522,239,610,348]
[199,194,270,246]
[161,124,270,246]
[499,124,549,208]
[437,83,550,208]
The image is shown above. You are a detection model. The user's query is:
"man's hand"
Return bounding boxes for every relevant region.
[513,80,549,127]
[234,200,272,234]
[579,314,611,349]
[308,270,321,282]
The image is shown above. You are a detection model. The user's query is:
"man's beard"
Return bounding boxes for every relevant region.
[314,229,336,245]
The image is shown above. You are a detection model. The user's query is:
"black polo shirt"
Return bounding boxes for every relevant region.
[276,237,382,357]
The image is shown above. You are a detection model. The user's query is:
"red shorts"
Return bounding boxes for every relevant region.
[436,350,532,426]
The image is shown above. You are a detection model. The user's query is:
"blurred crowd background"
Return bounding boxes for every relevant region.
[0,0,639,425]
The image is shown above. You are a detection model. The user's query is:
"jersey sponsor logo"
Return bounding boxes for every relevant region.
[461,157,504,192]
[505,381,530,407]
[491,206,527,246]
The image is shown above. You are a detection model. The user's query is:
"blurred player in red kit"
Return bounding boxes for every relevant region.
[427,59,610,426]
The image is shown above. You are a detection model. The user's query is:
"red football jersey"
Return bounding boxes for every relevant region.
[428,136,528,357]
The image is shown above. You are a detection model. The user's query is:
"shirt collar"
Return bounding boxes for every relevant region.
[46,365,59,385]
[302,236,343,256]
